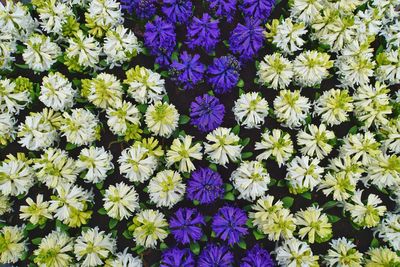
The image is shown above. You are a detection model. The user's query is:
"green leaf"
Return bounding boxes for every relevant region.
[301,192,312,200]
[15,63,30,69]
[109,218,118,229]
[322,201,338,210]
[190,242,200,255]
[123,229,132,239]
[224,183,233,192]
[241,152,253,159]
[237,79,244,88]
[348,126,358,134]
[224,192,235,201]
[137,104,148,113]
[238,239,247,249]
[179,115,190,125]
[65,142,77,151]
[193,200,200,206]
[253,229,266,240]
[26,223,37,231]
[162,94,169,103]
[327,214,341,223]
[370,238,379,248]
[241,137,251,147]
[246,219,253,228]
[232,124,240,135]
[209,163,218,172]
[160,242,168,251]
[98,208,107,215]
[95,181,104,190]
[282,196,294,208]
[239,88,245,96]
[277,179,286,187]
[32,237,42,245]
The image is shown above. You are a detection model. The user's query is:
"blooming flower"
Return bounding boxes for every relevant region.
[169,208,205,244]
[190,94,225,133]
[76,146,113,184]
[207,55,241,94]
[324,237,363,267]
[198,244,234,267]
[340,132,381,166]
[233,92,269,129]
[166,135,203,173]
[375,213,400,251]
[186,13,220,53]
[0,226,27,264]
[0,78,31,115]
[255,129,293,167]
[105,249,143,267]
[162,0,192,24]
[289,0,323,24]
[103,182,139,220]
[240,245,275,267]
[376,49,400,85]
[231,161,270,200]
[204,127,242,166]
[19,194,53,225]
[171,52,206,90]
[295,206,332,243]
[22,34,61,72]
[74,227,116,267]
[207,0,237,22]
[106,99,141,136]
[85,73,123,109]
[161,248,195,267]
[257,53,293,90]
[318,171,358,202]
[39,72,76,111]
[145,101,179,137]
[272,18,307,55]
[239,0,275,22]
[297,124,335,159]
[0,193,11,215]
[366,154,400,190]
[186,167,224,204]
[148,170,186,208]
[0,153,34,196]
[229,19,264,62]
[275,239,319,267]
[0,112,15,146]
[212,206,248,244]
[66,30,101,69]
[129,209,168,248]
[35,0,72,34]
[365,247,400,267]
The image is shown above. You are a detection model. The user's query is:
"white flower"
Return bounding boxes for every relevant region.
[233,92,269,129]
[87,73,123,109]
[314,88,354,126]
[366,154,400,189]
[293,50,333,87]
[104,25,141,67]
[34,231,74,267]
[148,170,186,208]
[324,238,363,267]
[103,182,139,220]
[257,53,293,90]
[255,129,293,167]
[0,38,16,70]
[36,0,73,34]
[231,161,270,200]
[295,206,332,243]
[286,156,324,193]
[297,124,335,159]
[145,101,179,137]
[106,99,141,136]
[34,148,78,189]
[319,171,358,201]
[0,78,30,114]
[344,190,386,228]
[365,247,400,267]
[166,135,203,173]
[19,194,53,225]
[124,66,166,104]
[381,119,400,154]
[290,0,323,24]
[74,227,116,267]
[106,248,142,267]
[375,213,400,251]
[18,108,60,151]
[87,0,122,30]
[66,30,101,68]
[275,238,319,267]
[39,72,76,111]
[22,34,61,72]
[0,153,34,196]
[118,144,158,183]
[340,132,381,166]
[0,225,27,264]
[204,127,242,167]
[60,108,99,146]
[273,89,310,129]
[76,146,114,184]
[0,112,16,145]
[0,1,35,40]
[376,49,400,85]
[273,18,307,54]
[130,209,168,248]
[0,193,11,215]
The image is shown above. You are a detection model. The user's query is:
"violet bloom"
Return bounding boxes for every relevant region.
[169,208,205,244]
[162,0,193,24]
[120,0,135,13]
[207,55,241,94]
[207,0,237,23]
[198,244,234,267]
[161,248,195,267]
[240,245,275,267]
[171,51,206,89]
[240,0,275,22]
[190,94,225,132]
[186,167,224,204]
[187,13,220,53]
[229,19,264,62]
[144,17,176,65]
[212,206,248,245]
[121,0,157,19]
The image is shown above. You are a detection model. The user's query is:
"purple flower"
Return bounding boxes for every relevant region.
[212,206,248,245]
[190,94,225,132]
[120,0,135,13]
[162,0,193,24]
[240,0,275,22]
[187,167,224,204]
[171,51,206,89]
[207,0,237,22]
[207,55,241,94]
[169,208,205,244]
[187,13,220,53]
[240,245,275,267]
[198,244,234,267]
[144,17,176,64]
[161,248,195,267]
[121,0,157,19]
[229,19,264,62]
